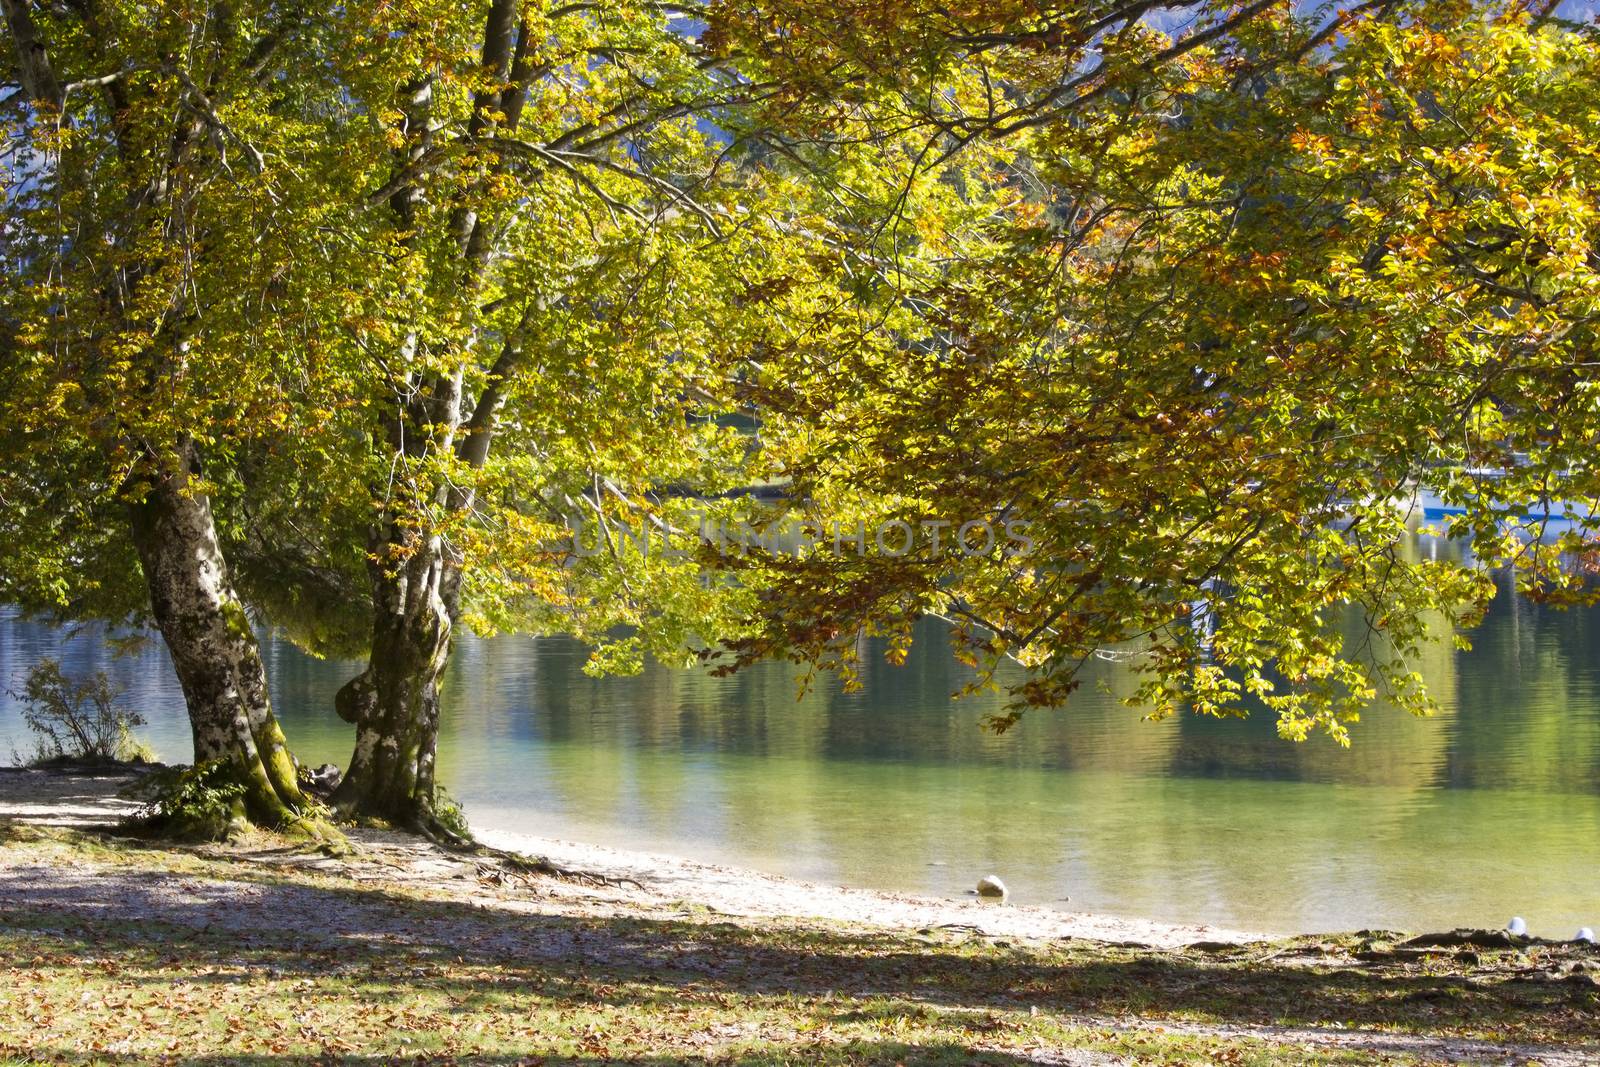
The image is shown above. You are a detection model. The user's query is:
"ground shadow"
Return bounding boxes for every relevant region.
[1,836,1596,1057]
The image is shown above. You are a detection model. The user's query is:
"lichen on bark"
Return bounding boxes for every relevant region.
[126,443,342,846]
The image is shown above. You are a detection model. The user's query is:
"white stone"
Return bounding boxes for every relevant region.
[976,875,1008,899]
[1507,916,1528,937]
[1576,927,1595,943]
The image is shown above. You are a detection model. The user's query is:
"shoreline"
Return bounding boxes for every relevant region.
[472,825,1261,950]
[0,765,1253,948]
[4,766,1599,1064]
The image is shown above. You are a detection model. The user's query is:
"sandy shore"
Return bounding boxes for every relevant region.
[0,765,1252,949]
[5,766,1600,1064]
[472,826,1257,949]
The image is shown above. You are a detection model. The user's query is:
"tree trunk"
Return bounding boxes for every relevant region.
[330,0,525,838]
[330,527,461,838]
[127,442,329,839]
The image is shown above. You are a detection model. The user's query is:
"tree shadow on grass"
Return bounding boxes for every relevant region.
[0,840,1596,1062]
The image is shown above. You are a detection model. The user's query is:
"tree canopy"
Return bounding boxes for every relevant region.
[708,2,1600,743]
[3,0,1599,836]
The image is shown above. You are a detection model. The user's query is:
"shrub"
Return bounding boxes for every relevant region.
[434,785,471,840]
[9,658,149,765]
[129,760,249,839]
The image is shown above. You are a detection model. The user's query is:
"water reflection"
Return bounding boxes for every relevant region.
[2,532,1598,935]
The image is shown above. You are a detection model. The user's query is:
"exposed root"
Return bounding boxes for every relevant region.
[274,813,352,856]
[1401,929,1532,950]
[310,802,636,888]
[360,808,641,889]
[464,844,644,890]
[410,812,475,850]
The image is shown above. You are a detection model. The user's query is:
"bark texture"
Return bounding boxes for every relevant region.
[329,529,461,837]
[127,442,323,836]
[330,0,531,839]
[0,0,63,107]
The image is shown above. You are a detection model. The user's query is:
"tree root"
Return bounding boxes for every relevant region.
[457,842,643,890]
[366,809,636,888]
[274,813,352,855]
[1400,929,1532,950]
[322,783,644,889]
[409,812,475,850]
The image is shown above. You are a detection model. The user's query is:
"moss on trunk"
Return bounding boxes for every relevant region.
[331,533,462,843]
[126,443,342,847]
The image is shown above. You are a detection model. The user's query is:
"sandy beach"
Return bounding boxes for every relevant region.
[3,765,1599,1064]
[0,765,1250,949]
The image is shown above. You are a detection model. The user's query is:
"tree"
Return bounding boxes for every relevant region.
[10,0,1589,852]
[0,0,369,835]
[703,2,1600,742]
[1,0,923,840]
[285,0,850,835]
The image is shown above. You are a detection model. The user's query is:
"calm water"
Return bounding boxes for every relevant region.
[3,533,1598,936]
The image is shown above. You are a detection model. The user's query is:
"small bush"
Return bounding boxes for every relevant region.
[434,786,471,840]
[9,659,149,765]
[128,760,248,839]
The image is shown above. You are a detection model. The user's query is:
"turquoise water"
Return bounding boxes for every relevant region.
[2,536,1598,936]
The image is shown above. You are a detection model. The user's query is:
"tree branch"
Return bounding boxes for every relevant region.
[457,306,534,471]
[0,0,63,108]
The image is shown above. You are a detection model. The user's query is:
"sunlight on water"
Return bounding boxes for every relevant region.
[3,532,1598,935]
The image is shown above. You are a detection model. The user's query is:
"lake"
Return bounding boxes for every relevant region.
[2,530,1597,937]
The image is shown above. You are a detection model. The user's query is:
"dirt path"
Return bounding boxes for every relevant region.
[0,839,1593,1065]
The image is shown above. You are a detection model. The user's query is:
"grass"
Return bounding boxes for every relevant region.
[0,820,1595,1065]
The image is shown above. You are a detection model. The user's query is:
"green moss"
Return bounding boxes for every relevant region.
[257,728,306,806]
[219,598,255,644]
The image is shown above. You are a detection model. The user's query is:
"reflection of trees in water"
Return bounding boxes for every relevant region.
[9,520,1600,810]
[419,548,1600,808]
[6,579,1600,929]
[472,618,1181,774]
[1162,532,1457,790]
[309,594,1600,929]
[1443,569,1600,795]
[1164,604,1459,791]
